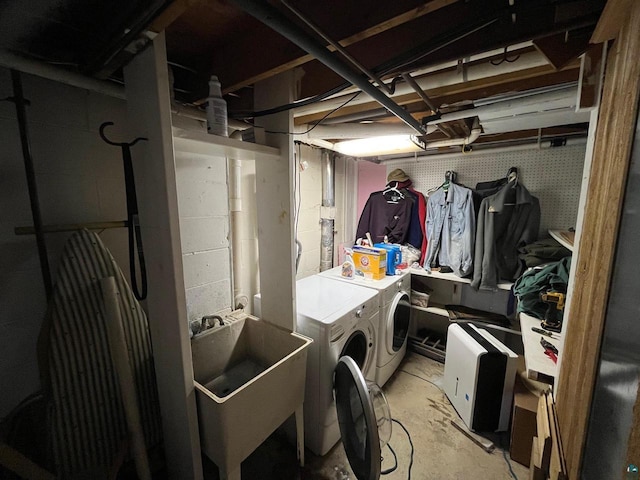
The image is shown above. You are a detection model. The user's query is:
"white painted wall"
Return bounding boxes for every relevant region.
[295,145,322,279]
[0,68,130,418]
[294,144,356,279]
[174,150,233,325]
[239,143,356,314]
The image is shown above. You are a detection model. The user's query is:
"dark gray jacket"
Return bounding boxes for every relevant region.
[471,181,540,290]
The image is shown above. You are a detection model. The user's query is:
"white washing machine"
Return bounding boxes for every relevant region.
[254,274,379,456]
[318,266,411,387]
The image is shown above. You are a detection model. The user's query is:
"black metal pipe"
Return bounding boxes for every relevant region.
[228,0,427,136]
[10,69,53,298]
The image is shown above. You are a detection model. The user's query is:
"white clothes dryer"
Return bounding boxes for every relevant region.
[254,274,379,456]
[318,267,411,387]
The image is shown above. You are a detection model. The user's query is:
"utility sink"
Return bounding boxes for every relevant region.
[192,313,312,480]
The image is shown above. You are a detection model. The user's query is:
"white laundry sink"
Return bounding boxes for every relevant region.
[192,313,312,480]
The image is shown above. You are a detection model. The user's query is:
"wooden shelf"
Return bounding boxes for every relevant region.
[520,312,562,384]
[549,230,575,252]
[172,127,281,160]
[410,267,513,291]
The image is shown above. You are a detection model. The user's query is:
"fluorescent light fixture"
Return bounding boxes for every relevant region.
[334,135,423,156]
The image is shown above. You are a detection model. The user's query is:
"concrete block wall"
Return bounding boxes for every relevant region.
[0,69,130,419]
[174,150,232,325]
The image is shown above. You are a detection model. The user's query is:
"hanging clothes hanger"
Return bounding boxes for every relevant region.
[440,170,457,192]
[382,181,405,202]
[504,167,518,206]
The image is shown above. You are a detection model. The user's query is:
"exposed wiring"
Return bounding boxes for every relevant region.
[392,17,499,73]
[230,14,499,120]
[399,369,443,392]
[261,92,361,135]
[503,448,519,479]
[490,46,521,66]
[388,75,403,95]
[167,60,198,74]
[392,419,414,480]
[380,442,398,475]
[229,81,351,119]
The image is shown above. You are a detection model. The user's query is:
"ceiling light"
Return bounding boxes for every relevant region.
[334,135,423,156]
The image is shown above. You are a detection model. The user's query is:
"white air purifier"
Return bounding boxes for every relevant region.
[443,323,518,432]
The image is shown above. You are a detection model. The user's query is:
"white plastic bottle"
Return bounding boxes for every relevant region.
[206,75,228,137]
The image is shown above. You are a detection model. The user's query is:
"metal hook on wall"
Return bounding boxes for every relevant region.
[99,121,148,301]
[99,121,147,147]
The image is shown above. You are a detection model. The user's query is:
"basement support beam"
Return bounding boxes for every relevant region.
[254,70,298,331]
[556,1,640,478]
[123,32,203,479]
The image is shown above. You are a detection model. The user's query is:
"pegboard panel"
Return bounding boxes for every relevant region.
[387,144,586,235]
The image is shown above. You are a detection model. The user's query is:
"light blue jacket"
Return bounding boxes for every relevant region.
[424,183,475,277]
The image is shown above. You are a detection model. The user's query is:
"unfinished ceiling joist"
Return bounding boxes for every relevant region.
[228,0,427,135]
[221,0,460,94]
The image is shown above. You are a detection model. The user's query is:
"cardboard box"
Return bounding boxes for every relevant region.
[529,438,545,480]
[510,378,539,467]
[352,246,386,280]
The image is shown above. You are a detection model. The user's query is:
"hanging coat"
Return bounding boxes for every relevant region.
[471,181,541,290]
[355,190,413,244]
[424,183,475,277]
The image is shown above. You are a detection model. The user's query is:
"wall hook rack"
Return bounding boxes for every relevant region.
[99,121,148,301]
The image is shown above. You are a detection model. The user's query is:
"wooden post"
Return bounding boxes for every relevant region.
[555,2,640,478]
[253,70,298,331]
[123,32,203,479]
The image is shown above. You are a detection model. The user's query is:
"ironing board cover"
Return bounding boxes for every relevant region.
[43,229,162,476]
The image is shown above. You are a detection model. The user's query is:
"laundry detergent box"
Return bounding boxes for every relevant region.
[352,246,387,280]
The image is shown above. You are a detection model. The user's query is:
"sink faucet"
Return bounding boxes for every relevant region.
[201,314,225,330]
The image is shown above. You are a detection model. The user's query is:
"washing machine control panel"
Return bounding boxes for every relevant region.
[328,296,377,343]
[383,273,411,304]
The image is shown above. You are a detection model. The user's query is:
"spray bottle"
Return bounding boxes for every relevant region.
[206,75,228,137]
[342,248,355,279]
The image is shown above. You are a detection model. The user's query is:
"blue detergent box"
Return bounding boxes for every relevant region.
[374,243,402,275]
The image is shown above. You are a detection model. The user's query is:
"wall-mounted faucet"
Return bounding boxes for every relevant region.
[190,314,226,338]
[201,314,225,329]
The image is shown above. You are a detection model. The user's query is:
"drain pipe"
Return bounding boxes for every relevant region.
[228,132,249,309]
[320,149,335,272]
[228,0,427,137]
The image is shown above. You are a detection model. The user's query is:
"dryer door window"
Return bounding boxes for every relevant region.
[388,292,410,353]
[334,356,381,480]
[340,330,368,371]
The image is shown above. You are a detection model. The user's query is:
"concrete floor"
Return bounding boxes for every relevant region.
[203,352,528,479]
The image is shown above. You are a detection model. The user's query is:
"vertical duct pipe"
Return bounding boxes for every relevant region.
[320,149,335,272]
[229,156,244,308]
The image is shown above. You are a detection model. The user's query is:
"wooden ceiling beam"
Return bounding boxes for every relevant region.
[294,63,580,125]
[533,31,591,70]
[220,0,459,94]
[149,0,200,33]
[590,0,634,43]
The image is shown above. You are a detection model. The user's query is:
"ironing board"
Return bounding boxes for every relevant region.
[41,229,162,476]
